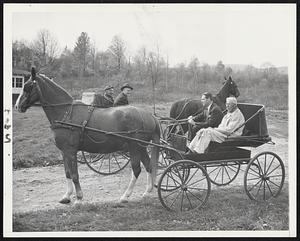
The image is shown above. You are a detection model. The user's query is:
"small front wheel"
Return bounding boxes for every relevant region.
[158,160,211,212]
[244,151,285,201]
[205,161,241,186]
[83,151,130,175]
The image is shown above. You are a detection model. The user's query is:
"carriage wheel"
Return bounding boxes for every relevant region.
[162,123,185,141]
[158,160,211,212]
[83,151,130,175]
[244,152,285,201]
[205,161,241,186]
[155,149,186,190]
[77,151,102,164]
[77,151,86,164]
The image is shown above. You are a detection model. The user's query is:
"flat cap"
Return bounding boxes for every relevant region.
[121,83,133,91]
[104,85,114,91]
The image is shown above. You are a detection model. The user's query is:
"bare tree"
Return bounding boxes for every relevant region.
[188,57,200,93]
[73,32,91,77]
[31,29,59,70]
[108,35,126,72]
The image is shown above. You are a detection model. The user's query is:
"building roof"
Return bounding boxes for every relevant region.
[13,68,31,76]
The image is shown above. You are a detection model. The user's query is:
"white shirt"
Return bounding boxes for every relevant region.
[207,102,213,114]
[217,108,245,136]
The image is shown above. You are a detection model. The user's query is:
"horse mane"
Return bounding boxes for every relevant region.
[37,74,73,104]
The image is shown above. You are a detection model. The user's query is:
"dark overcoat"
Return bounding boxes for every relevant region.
[113,92,129,107]
[92,93,114,108]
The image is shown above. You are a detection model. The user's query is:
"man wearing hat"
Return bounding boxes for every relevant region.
[113,83,133,107]
[92,85,114,108]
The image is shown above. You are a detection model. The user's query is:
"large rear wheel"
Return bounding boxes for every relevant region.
[244,152,285,201]
[158,160,211,212]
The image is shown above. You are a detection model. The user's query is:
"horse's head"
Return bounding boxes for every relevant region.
[224,76,240,98]
[15,67,40,113]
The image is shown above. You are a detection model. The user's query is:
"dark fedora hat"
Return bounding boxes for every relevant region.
[104,85,114,91]
[121,83,133,91]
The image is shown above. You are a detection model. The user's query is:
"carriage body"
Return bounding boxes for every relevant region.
[157,103,285,212]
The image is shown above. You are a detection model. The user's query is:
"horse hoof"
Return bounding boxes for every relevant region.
[74,199,83,206]
[119,197,129,203]
[59,198,71,204]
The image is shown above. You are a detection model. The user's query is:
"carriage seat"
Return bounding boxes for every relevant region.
[209,103,271,148]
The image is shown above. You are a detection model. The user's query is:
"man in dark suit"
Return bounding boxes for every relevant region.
[92,85,114,108]
[187,92,223,140]
[113,83,133,107]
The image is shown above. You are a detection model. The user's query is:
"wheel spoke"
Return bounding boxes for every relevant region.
[267,179,281,188]
[187,186,209,191]
[264,154,267,174]
[169,189,183,208]
[207,166,219,175]
[221,166,224,184]
[265,180,274,197]
[174,165,185,183]
[248,166,261,177]
[167,170,183,189]
[267,174,283,178]
[97,158,105,171]
[247,176,262,181]
[263,180,266,200]
[184,190,193,209]
[165,171,182,186]
[224,166,232,181]
[213,166,222,182]
[163,187,181,199]
[248,178,262,192]
[187,176,208,187]
[254,179,263,199]
[180,188,185,211]
[112,154,122,169]
[266,164,281,176]
[256,157,264,174]
[265,155,275,174]
[185,168,199,185]
[186,188,204,203]
[227,165,239,172]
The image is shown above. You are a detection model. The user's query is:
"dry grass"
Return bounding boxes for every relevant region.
[13,185,289,232]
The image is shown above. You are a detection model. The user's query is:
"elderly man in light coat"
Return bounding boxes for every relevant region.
[188,96,245,154]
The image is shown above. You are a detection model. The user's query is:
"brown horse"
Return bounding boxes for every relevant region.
[169,76,240,134]
[15,67,160,204]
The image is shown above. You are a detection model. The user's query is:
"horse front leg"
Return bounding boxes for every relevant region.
[59,150,83,204]
[140,147,153,197]
[59,152,74,204]
[120,147,141,203]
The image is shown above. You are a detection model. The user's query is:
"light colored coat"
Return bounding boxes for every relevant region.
[188,108,245,153]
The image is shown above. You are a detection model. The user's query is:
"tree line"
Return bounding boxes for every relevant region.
[12,29,288,109]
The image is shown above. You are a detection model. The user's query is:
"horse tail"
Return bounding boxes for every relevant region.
[150,117,161,185]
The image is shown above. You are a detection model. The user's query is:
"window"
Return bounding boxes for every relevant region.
[12,76,24,88]
[15,77,23,88]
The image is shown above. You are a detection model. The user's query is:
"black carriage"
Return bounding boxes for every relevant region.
[156,103,285,212]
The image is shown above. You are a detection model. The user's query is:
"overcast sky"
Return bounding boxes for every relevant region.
[10,4,295,68]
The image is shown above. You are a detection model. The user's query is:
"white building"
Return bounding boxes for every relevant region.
[12,69,31,104]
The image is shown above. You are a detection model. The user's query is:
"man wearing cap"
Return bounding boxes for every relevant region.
[188,96,245,154]
[92,85,114,108]
[113,83,133,107]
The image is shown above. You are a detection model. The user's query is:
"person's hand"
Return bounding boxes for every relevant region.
[88,105,95,111]
[188,117,195,125]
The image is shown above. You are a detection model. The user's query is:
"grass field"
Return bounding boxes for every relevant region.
[13,185,289,232]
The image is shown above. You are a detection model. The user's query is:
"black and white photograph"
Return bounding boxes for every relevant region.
[3,3,296,237]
